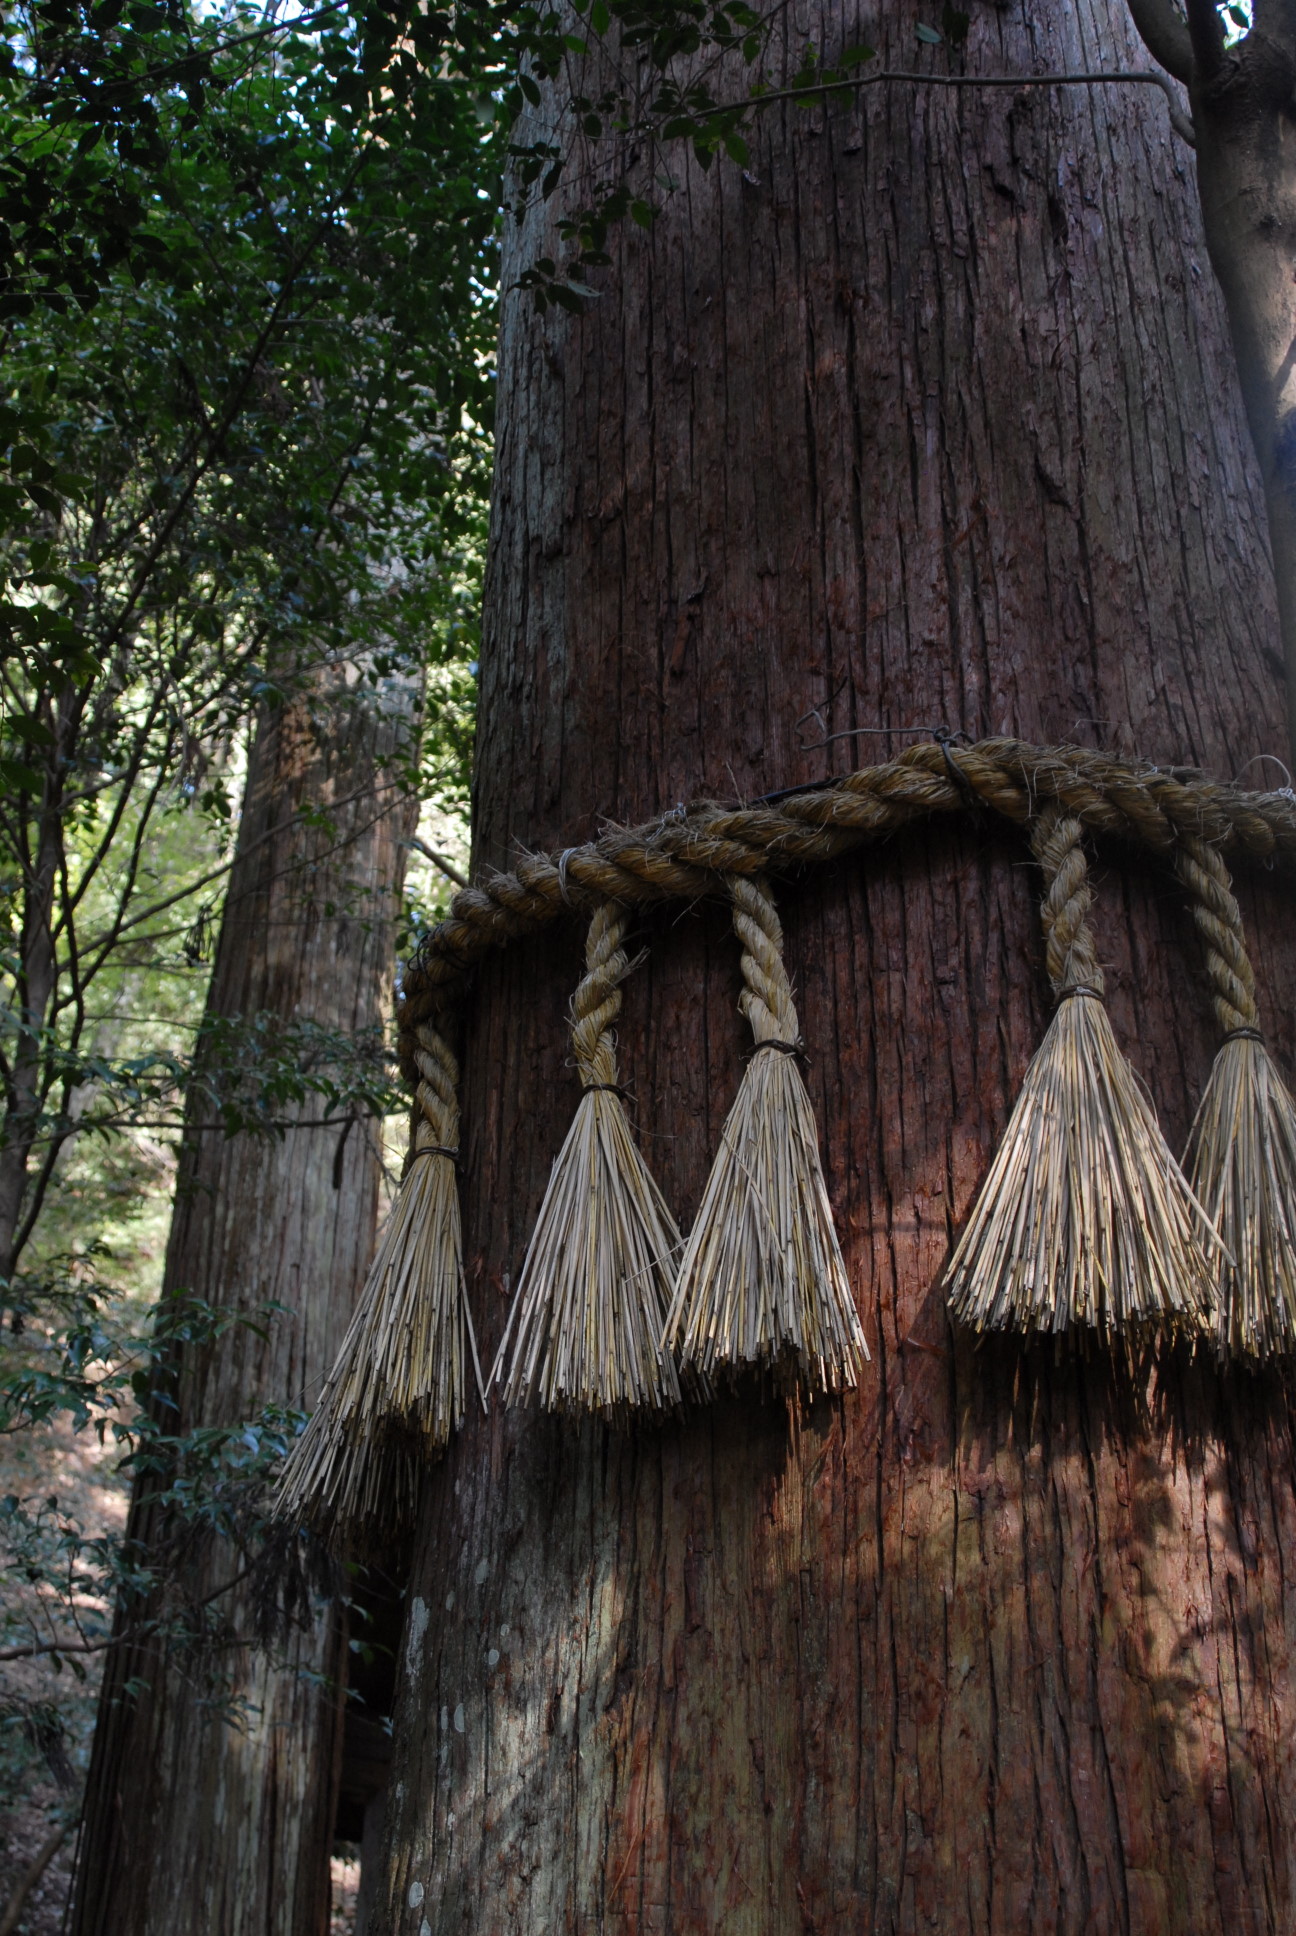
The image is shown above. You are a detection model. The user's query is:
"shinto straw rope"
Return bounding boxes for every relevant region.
[1174,836,1296,1356]
[398,738,1296,1067]
[278,737,1296,1550]
[274,1012,470,1540]
[1174,835,1259,1037]
[493,901,683,1413]
[660,874,868,1387]
[944,803,1217,1337]
[282,741,1296,1544]
[569,901,630,1087]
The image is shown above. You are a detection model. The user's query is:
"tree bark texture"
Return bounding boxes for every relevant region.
[380,3,1296,1932]
[72,682,415,1936]
[1189,10,1296,771]
[1126,0,1296,767]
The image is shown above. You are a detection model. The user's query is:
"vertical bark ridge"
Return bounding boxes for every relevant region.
[384,0,1296,1929]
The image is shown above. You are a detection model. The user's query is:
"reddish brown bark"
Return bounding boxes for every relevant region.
[378,2,1296,1932]
[72,685,414,1936]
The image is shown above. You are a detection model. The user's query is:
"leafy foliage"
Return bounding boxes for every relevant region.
[0,0,496,1306]
[0,0,495,1836]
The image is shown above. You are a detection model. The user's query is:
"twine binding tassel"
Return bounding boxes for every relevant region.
[1177,835,1296,1358]
[945,805,1217,1340]
[493,902,683,1414]
[275,1017,473,1541]
[661,874,869,1390]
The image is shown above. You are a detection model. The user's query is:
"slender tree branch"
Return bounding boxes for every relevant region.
[1125,0,1197,85]
[63,737,181,989]
[0,1557,263,1663]
[94,180,360,663]
[698,65,1197,147]
[405,834,469,888]
[60,773,405,994]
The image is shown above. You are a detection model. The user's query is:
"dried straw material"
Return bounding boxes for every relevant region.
[660,875,869,1389]
[1177,835,1296,1357]
[493,902,683,1414]
[274,1019,473,1540]
[945,806,1217,1340]
[397,738,1296,1036]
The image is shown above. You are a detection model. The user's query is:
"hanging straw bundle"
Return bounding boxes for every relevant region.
[945,804,1217,1340]
[1176,834,1296,1358]
[660,874,869,1390]
[493,901,683,1414]
[275,1017,475,1541]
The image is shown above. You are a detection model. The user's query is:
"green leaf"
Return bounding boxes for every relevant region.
[915,21,944,43]
[0,758,42,794]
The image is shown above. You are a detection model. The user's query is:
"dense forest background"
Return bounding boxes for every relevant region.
[0,0,493,1918]
[1,0,1281,1925]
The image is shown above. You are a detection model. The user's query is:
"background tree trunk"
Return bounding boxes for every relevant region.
[1125,0,1296,764]
[72,678,415,1936]
[375,0,1296,1931]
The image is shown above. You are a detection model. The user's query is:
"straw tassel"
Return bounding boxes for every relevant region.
[493,902,683,1414]
[945,805,1217,1340]
[1176,834,1296,1358]
[660,874,869,1389]
[275,1017,473,1540]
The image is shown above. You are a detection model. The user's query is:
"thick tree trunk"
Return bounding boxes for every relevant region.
[1125,0,1296,763]
[72,681,414,1936]
[379,2,1296,1932]
[1186,11,1296,769]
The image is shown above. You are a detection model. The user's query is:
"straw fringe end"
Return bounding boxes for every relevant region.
[274,1146,466,1542]
[662,1049,868,1389]
[1187,1033,1296,1359]
[494,1088,684,1414]
[946,994,1217,1340]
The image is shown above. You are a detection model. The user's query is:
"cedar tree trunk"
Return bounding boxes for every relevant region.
[72,680,414,1936]
[379,1,1296,1931]
[1127,0,1296,764]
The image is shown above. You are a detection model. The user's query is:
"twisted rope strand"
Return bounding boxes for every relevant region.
[569,902,630,1088]
[411,1019,460,1157]
[399,739,1296,1063]
[1031,805,1104,998]
[731,876,799,1045]
[1174,836,1260,1038]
